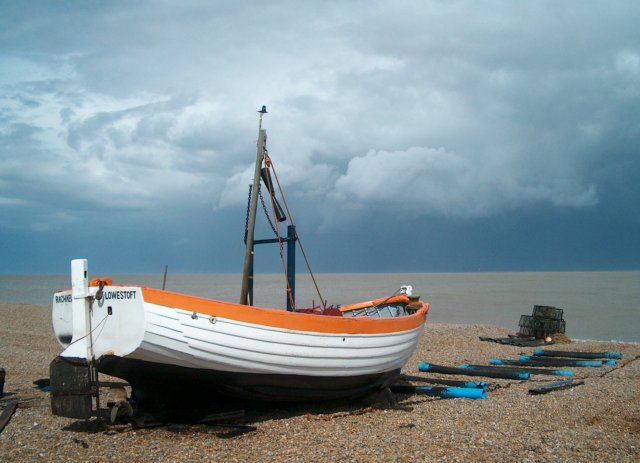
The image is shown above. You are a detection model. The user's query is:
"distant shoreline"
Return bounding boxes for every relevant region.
[2,270,639,342]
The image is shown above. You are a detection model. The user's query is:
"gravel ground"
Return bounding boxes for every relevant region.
[0,301,638,462]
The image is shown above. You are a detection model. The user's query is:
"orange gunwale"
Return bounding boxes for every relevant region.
[141,287,428,335]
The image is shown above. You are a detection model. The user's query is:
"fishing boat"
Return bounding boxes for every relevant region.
[50,108,429,418]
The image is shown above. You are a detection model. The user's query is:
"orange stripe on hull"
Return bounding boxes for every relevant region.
[141,287,428,335]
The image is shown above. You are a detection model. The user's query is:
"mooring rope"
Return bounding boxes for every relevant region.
[264,154,326,309]
[262,152,296,310]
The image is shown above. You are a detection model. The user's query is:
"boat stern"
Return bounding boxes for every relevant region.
[52,259,146,361]
[52,289,73,347]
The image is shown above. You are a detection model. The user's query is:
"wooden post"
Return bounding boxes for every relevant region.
[162,264,168,290]
[286,225,296,311]
[240,129,267,305]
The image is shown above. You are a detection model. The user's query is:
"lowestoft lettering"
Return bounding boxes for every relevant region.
[104,290,137,300]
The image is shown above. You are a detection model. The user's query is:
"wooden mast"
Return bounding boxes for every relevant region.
[240,107,268,305]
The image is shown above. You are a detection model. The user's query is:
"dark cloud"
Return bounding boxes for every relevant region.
[1,1,639,273]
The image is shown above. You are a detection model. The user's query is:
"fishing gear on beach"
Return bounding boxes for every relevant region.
[419,362,530,380]
[531,349,622,360]
[490,357,614,368]
[400,374,488,389]
[458,364,573,377]
[390,384,486,400]
[520,355,617,366]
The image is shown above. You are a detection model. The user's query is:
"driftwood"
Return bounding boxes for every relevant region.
[479,336,552,347]
[0,400,18,434]
[529,380,585,395]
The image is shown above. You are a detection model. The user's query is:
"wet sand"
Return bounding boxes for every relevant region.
[0,301,638,462]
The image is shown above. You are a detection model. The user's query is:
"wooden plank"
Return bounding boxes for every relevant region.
[0,399,18,434]
[529,380,585,395]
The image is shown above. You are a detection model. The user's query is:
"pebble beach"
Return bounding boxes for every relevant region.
[0,300,638,462]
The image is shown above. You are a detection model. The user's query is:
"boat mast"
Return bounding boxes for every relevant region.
[240,106,268,305]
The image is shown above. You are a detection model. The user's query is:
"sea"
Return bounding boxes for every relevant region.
[1,271,638,343]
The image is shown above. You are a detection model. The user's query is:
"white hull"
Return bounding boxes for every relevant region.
[135,303,423,376]
[52,260,428,401]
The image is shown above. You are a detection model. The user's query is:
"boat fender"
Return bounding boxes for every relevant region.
[90,277,113,287]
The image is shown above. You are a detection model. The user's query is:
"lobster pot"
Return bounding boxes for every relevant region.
[518,312,566,339]
[532,305,564,320]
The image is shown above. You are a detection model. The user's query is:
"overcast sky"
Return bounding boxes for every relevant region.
[1,1,639,274]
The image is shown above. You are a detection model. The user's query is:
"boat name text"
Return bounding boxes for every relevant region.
[55,294,72,303]
[104,290,137,300]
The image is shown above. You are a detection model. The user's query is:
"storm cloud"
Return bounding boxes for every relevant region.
[1,1,638,273]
